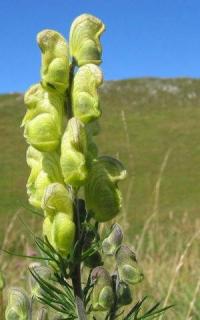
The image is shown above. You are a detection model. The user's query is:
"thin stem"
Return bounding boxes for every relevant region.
[66,59,76,119]
[65,58,86,319]
[71,196,88,320]
[109,275,118,320]
[71,199,82,300]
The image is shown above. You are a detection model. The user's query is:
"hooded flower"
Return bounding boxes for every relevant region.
[69,14,105,66]
[85,156,126,222]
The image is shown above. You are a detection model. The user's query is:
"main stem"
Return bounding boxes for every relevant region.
[71,199,82,300]
[66,60,86,318]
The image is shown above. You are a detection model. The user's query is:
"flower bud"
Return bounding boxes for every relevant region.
[24,114,60,152]
[72,64,103,124]
[23,84,64,152]
[60,118,88,187]
[102,224,123,255]
[116,281,132,306]
[69,14,105,66]
[52,212,75,256]
[22,84,44,127]
[42,152,64,184]
[5,288,31,320]
[42,183,73,218]
[23,84,64,122]
[26,146,42,207]
[28,170,51,209]
[28,263,51,298]
[91,267,114,311]
[26,148,64,209]
[115,245,144,285]
[37,29,69,93]
[85,156,126,222]
[37,308,49,320]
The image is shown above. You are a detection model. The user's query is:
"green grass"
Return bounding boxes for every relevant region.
[1,78,200,319]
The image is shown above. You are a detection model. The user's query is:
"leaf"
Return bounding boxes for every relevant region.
[124,297,148,320]
[29,268,76,314]
[1,249,52,261]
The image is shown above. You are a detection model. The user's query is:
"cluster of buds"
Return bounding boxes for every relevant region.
[90,224,144,312]
[21,13,126,257]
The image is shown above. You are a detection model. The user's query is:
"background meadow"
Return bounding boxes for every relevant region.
[1,78,200,319]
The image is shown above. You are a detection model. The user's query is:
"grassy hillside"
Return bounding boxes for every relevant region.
[1,78,200,227]
[1,78,200,319]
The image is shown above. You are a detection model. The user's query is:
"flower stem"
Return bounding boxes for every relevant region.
[66,59,86,319]
[71,200,87,319]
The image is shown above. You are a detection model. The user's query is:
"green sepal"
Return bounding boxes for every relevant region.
[69,14,105,66]
[102,223,123,255]
[23,84,64,152]
[42,182,73,218]
[60,117,88,187]
[85,156,126,222]
[26,147,64,209]
[52,212,75,257]
[72,64,103,124]
[115,245,144,285]
[91,267,114,311]
[37,29,69,94]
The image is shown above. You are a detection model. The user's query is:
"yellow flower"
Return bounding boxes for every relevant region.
[85,156,126,221]
[69,14,105,66]
[37,29,69,93]
[72,64,103,123]
[60,117,88,187]
[23,84,64,152]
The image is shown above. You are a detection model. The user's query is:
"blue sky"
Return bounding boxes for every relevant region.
[0,0,200,93]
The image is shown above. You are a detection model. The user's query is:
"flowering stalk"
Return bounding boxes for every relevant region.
[5,13,173,320]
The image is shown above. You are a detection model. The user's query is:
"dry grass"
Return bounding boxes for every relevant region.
[1,152,200,319]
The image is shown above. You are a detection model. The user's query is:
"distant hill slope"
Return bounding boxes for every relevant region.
[1,78,200,238]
